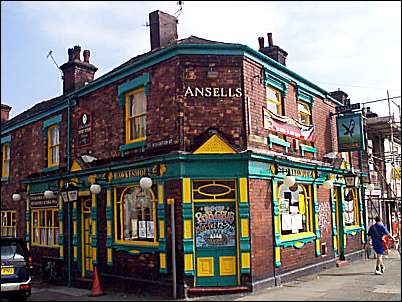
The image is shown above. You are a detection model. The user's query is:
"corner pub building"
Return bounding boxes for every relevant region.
[1,10,369,298]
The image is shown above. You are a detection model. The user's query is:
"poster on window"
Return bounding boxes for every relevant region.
[146,221,154,239]
[194,204,236,248]
[138,221,147,238]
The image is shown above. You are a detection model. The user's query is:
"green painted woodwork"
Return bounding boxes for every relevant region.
[112,242,166,254]
[344,225,364,235]
[43,114,62,130]
[268,134,290,152]
[42,166,60,173]
[297,88,315,106]
[264,71,287,93]
[118,73,150,106]
[248,161,273,178]
[118,140,146,154]
[1,135,11,144]
[300,144,317,157]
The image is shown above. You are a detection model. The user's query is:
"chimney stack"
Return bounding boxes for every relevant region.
[258,33,288,66]
[149,10,178,50]
[60,45,98,94]
[329,88,349,105]
[1,104,12,122]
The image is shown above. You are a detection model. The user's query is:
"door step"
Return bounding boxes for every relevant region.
[187,286,249,294]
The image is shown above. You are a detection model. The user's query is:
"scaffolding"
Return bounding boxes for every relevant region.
[362,91,401,254]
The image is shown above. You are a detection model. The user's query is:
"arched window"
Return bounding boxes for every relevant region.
[278,183,313,236]
[297,101,312,125]
[115,185,156,242]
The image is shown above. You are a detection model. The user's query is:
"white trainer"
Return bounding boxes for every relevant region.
[375,270,383,275]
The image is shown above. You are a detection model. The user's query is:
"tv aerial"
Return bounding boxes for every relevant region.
[175,1,183,18]
[46,50,63,77]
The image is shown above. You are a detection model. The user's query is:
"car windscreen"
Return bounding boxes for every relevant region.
[1,241,26,260]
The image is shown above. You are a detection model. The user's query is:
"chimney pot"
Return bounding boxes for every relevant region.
[68,48,74,61]
[1,104,12,122]
[73,45,81,61]
[83,50,90,63]
[267,33,273,47]
[258,37,265,50]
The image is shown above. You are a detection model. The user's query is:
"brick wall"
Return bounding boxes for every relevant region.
[248,179,274,280]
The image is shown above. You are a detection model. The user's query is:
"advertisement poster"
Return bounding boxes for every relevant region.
[194,204,236,248]
[336,113,365,152]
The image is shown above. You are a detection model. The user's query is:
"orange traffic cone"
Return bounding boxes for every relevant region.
[89,265,105,297]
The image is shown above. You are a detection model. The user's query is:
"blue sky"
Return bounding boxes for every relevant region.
[1,1,401,119]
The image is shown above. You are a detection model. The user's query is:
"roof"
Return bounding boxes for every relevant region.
[2,95,64,129]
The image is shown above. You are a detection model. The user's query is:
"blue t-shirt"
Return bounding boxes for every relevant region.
[368,223,390,250]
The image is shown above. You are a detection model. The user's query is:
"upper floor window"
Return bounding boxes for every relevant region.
[126,88,147,143]
[1,210,16,237]
[278,183,313,236]
[47,125,60,167]
[266,86,283,116]
[2,143,10,177]
[115,185,157,243]
[297,101,312,125]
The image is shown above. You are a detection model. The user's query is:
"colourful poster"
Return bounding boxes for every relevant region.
[194,204,236,248]
[336,113,365,152]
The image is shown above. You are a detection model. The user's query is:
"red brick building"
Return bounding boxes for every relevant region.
[1,10,368,298]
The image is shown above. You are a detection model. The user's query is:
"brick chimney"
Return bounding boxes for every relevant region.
[59,45,98,95]
[149,10,178,50]
[258,33,288,66]
[1,104,11,122]
[329,88,349,105]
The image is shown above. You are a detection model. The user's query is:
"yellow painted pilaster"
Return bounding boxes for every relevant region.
[241,252,250,269]
[183,178,191,203]
[160,253,166,269]
[239,178,248,202]
[73,201,77,260]
[59,194,64,258]
[241,218,249,238]
[158,184,164,204]
[184,220,192,239]
[184,254,194,271]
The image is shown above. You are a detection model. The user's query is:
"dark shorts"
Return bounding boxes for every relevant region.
[373,246,385,255]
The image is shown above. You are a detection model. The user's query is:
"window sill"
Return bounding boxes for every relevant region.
[119,140,146,153]
[268,134,290,153]
[344,225,363,235]
[1,176,9,182]
[300,144,317,158]
[42,166,60,173]
[279,231,317,248]
[112,240,164,255]
[31,244,60,248]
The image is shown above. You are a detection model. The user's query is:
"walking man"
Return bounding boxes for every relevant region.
[367,216,395,275]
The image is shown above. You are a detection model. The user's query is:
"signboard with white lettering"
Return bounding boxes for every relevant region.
[29,193,59,208]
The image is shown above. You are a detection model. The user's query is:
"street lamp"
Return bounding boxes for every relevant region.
[344,170,359,188]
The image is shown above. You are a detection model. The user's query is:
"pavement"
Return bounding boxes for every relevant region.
[1,250,400,301]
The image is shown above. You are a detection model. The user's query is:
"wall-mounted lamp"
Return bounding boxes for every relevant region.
[12,190,22,202]
[44,186,56,199]
[366,183,375,192]
[323,178,334,190]
[283,174,296,188]
[140,176,153,190]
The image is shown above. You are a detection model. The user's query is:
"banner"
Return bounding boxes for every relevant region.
[336,113,365,152]
[263,108,316,142]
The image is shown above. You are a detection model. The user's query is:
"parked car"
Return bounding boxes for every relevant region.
[1,237,33,301]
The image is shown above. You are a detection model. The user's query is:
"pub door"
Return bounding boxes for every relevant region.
[194,202,238,287]
[333,187,345,259]
[81,198,93,277]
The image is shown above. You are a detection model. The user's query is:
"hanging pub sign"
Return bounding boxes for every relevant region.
[336,112,365,152]
[263,108,316,142]
[194,204,236,248]
[29,193,58,208]
[77,113,92,146]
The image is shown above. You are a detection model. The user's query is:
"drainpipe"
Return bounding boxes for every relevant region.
[67,97,72,287]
